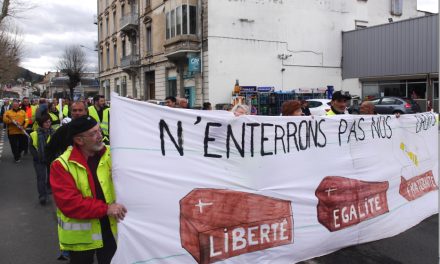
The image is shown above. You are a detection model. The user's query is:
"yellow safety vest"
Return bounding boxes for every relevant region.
[48,112,60,130]
[88,106,110,137]
[30,131,51,150]
[63,105,69,117]
[55,146,117,251]
[326,109,337,116]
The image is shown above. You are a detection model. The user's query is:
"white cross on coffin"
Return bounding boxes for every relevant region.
[195,199,213,213]
[325,187,338,196]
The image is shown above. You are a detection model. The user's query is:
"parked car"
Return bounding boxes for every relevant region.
[351,97,421,115]
[306,99,331,116]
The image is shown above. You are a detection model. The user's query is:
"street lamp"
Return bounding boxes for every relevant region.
[80,44,100,73]
[80,45,97,52]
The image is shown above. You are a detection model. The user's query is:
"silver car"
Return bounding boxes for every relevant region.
[370,97,421,114]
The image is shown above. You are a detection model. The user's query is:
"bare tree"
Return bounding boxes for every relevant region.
[0,0,35,24]
[0,24,22,87]
[57,45,86,99]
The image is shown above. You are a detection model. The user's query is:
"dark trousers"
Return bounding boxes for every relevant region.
[23,128,32,153]
[8,134,27,161]
[69,233,117,264]
[33,161,48,200]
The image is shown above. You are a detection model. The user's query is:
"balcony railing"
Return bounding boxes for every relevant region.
[121,54,140,70]
[120,13,139,32]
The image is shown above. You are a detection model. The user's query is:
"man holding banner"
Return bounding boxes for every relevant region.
[326,91,351,116]
[50,116,127,264]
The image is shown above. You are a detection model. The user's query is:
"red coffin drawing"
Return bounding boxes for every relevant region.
[399,170,438,201]
[315,176,389,232]
[180,189,293,264]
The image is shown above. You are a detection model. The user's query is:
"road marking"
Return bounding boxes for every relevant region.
[0,128,4,162]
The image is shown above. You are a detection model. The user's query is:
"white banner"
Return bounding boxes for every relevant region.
[110,94,438,264]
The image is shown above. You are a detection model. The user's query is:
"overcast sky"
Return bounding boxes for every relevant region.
[17,0,98,75]
[15,0,439,75]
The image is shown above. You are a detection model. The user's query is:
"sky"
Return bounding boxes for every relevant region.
[12,0,440,75]
[15,0,98,75]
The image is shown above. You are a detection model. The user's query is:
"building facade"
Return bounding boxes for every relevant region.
[97,0,428,107]
[343,14,438,111]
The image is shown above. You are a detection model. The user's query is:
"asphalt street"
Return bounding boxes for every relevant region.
[0,128,60,264]
[0,127,438,264]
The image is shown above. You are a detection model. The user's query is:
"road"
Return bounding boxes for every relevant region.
[0,127,438,264]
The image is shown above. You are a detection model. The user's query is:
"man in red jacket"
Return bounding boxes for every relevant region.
[50,116,126,264]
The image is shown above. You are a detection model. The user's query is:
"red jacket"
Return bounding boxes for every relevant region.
[50,145,108,219]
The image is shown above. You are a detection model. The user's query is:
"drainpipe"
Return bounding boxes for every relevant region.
[137,0,142,100]
[199,0,205,104]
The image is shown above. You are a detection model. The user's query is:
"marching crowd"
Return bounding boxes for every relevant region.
[0,91,379,264]
[1,95,124,264]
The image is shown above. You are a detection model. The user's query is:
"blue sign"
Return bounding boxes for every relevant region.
[240,86,257,93]
[188,55,201,72]
[257,86,274,92]
[327,85,334,99]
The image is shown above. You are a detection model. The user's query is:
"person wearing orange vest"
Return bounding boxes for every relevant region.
[21,97,35,154]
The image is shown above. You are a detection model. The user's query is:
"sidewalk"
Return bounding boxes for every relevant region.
[0,128,61,264]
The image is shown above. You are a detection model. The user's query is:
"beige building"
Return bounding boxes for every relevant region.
[97,0,207,108]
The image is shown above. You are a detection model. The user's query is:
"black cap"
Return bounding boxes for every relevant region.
[332,91,351,101]
[68,115,98,139]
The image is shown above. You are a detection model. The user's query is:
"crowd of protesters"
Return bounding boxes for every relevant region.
[1,95,118,263]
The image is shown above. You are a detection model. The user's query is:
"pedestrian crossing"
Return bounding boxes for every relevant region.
[0,128,5,161]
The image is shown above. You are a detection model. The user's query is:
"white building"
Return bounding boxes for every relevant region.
[206,0,426,105]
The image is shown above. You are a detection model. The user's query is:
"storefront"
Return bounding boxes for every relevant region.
[362,77,438,111]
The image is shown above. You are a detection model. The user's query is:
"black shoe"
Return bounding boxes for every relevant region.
[39,197,47,205]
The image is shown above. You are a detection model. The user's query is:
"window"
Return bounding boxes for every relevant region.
[113,11,117,33]
[121,76,127,96]
[189,6,197,34]
[106,17,109,36]
[176,6,181,35]
[434,81,438,100]
[100,22,103,40]
[113,45,118,67]
[166,12,170,39]
[106,47,110,69]
[355,20,368,30]
[145,0,150,7]
[167,79,177,97]
[408,82,426,99]
[165,5,197,39]
[100,52,104,71]
[121,4,125,17]
[182,5,188,34]
[146,26,152,54]
[307,101,322,108]
[370,98,381,105]
[114,78,120,94]
[391,0,403,16]
[122,39,126,57]
[381,98,397,105]
[171,10,175,38]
